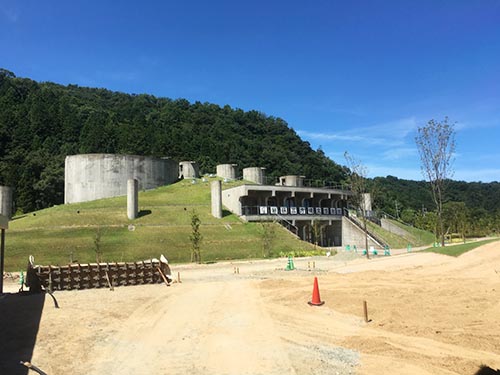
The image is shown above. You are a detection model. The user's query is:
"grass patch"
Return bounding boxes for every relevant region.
[364,219,435,249]
[4,178,313,271]
[423,238,499,257]
[385,219,435,246]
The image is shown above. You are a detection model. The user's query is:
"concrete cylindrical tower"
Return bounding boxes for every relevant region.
[362,193,373,216]
[278,175,305,187]
[243,167,266,185]
[216,164,237,180]
[127,179,139,220]
[65,154,179,204]
[179,161,199,179]
[0,186,13,219]
[211,180,222,219]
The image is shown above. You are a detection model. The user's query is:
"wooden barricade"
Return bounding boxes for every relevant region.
[31,260,171,291]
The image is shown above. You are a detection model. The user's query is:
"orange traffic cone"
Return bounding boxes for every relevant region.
[308,277,325,306]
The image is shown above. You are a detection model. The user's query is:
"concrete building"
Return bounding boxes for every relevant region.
[65,154,178,204]
[222,182,352,247]
[216,164,238,180]
[179,161,199,179]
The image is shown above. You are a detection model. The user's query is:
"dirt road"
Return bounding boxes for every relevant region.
[89,280,297,375]
[2,242,500,374]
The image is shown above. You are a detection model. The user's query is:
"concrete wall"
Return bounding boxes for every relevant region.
[243,167,266,184]
[341,216,380,249]
[179,161,199,179]
[0,186,13,219]
[221,185,246,216]
[216,164,237,180]
[65,154,178,204]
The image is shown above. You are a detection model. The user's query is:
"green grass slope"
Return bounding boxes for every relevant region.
[423,238,500,257]
[366,219,435,249]
[5,178,314,271]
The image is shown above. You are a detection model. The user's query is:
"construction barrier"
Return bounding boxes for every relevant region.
[26,258,172,291]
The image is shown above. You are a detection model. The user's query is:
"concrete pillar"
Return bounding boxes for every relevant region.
[211,180,222,219]
[0,186,13,219]
[127,179,139,220]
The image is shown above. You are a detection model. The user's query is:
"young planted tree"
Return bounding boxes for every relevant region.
[443,201,468,243]
[415,117,456,247]
[260,220,276,258]
[344,152,370,259]
[94,226,103,263]
[189,210,202,263]
[311,219,322,248]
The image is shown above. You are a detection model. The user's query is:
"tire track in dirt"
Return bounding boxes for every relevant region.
[89,280,295,375]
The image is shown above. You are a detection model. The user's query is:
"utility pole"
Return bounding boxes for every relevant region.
[0,228,5,293]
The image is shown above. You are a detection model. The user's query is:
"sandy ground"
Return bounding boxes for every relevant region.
[1,242,500,375]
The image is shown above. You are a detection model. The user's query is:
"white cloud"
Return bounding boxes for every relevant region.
[298,130,369,143]
[298,117,418,148]
[381,147,418,161]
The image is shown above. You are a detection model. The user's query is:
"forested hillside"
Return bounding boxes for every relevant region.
[0,69,345,213]
[372,176,500,235]
[0,68,499,235]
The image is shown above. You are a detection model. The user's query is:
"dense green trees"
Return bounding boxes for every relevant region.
[0,70,346,213]
[372,176,500,236]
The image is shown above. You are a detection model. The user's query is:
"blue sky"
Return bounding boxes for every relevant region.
[1,0,499,182]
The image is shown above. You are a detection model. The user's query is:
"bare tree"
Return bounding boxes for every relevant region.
[344,152,370,259]
[415,117,456,247]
